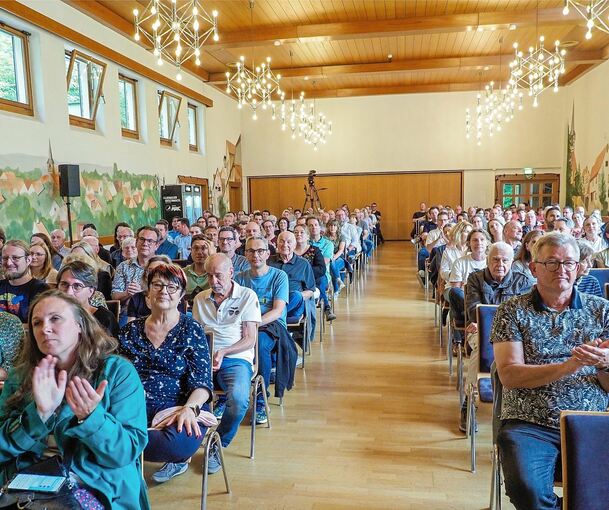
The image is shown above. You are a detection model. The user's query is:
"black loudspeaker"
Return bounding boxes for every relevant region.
[59,164,81,197]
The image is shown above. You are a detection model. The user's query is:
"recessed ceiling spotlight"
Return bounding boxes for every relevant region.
[466,26,473,32]
[387,53,393,61]
[509,24,517,30]
[477,26,484,32]
[274,40,281,46]
[484,66,490,71]
[490,26,496,31]
[304,76,309,80]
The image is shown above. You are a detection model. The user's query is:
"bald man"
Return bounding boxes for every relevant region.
[235,221,276,256]
[192,253,261,473]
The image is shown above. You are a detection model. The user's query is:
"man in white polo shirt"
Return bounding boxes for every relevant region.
[191,253,261,474]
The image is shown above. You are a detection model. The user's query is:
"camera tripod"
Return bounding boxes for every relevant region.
[303,182,325,212]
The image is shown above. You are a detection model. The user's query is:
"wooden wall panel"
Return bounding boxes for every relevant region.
[248,171,462,240]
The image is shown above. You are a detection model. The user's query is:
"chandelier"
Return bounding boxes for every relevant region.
[563,1,609,39]
[274,91,307,139]
[133,0,219,81]
[301,100,332,150]
[224,1,282,118]
[508,36,566,107]
[225,56,282,119]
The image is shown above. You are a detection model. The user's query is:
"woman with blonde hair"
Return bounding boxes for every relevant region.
[439,221,472,286]
[29,241,58,285]
[70,241,112,274]
[68,242,113,300]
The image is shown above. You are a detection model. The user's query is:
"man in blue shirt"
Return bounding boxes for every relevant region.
[155,219,179,259]
[235,236,290,424]
[307,216,336,321]
[167,216,181,241]
[218,226,250,273]
[173,218,192,259]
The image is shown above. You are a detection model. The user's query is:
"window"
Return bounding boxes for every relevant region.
[0,23,33,116]
[187,103,198,152]
[118,74,139,139]
[496,173,560,209]
[65,49,107,129]
[158,90,181,147]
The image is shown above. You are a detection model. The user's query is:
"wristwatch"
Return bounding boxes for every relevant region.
[188,404,201,416]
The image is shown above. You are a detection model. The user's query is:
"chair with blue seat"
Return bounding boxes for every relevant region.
[465,304,498,473]
[560,410,609,510]
[587,268,609,292]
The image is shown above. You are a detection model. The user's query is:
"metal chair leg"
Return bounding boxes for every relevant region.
[201,431,230,510]
[470,391,477,473]
[490,444,502,510]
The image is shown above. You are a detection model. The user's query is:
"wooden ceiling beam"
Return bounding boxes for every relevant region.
[208,50,606,84]
[206,7,582,50]
[61,0,210,81]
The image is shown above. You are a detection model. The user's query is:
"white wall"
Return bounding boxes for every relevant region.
[0,0,241,184]
[241,85,568,208]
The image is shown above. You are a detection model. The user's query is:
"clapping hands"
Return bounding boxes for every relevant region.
[32,355,107,423]
[572,339,609,369]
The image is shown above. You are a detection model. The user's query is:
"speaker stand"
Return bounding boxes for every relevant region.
[63,196,74,247]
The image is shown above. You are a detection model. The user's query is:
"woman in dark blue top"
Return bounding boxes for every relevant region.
[119,263,212,484]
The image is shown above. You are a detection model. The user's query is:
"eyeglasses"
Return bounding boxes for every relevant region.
[58,281,89,292]
[138,237,158,245]
[535,260,578,272]
[150,282,180,294]
[1,255,26,263]
[218,237,236,243]
[246,248,268,256]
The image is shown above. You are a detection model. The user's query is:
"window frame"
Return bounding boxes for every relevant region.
[0,22,34,117]
[158,90,182,147]
[65,49,107,130]
[118,73,139,140]
[187,103,199,152]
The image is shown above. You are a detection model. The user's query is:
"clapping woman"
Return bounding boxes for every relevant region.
[0,290,149,509]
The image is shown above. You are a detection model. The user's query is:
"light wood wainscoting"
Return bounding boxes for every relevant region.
[248,172,463,240]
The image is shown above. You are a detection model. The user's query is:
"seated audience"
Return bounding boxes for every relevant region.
[50,228,70,258]
[503,220,523,254]
[29,241,58,285]
[277,217,290,234]
[190,224,203,236]
[0,240,49,322]
[192,254,262,473]
[57,261,119,337]
[571,211,584,239]
[492,233,609,510]
[218,226,250,274]
[71,240,112,276]
[562,206,575,227]
[204,225,219,248]
[336,208,361,258]
[236,222,276,256]
[112,226,158,326]
[575,240,603,297]
[119,264,212,484]
[543,206,561,232]
[425,210,450,252]
[110,222,132,254]
[553,217,572,235]
[31,232,62,270]
[235,236,296,425]
[439,222,471,288]
[583,215,606,253]
[0,290,149,509]
[262,219,277,247]
[487,218,503,243]
[0,311,24,382]
[174,218,193,259]
[110,226,135,268]
[155,219,179,259]
[184,235,216,304]
[512,230,543,282]
[306,216,337,320]
[460,242,534,432]
[522,210,539,235]
[324,219,347,295]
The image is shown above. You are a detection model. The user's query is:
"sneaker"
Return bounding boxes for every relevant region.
[338,279,346,291]
[255,405,268,425]
[207,446,222,474]
[213,398,226,419]
[296,355,303,368]
[152,462,189,483]
[325,309,337,321]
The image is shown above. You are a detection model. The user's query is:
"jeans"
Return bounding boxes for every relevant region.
[145,423,205,463]
[448,287,465,328]
[330,257,346,292]
[287,290,305,320]
[362,239,373,257]
[417,247,429,272]
[256,331,275,407]
[497,420,562,510]
[214,358,253,447]
[317,275,330,308]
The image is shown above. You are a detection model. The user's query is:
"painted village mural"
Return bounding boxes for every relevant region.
[0,146,160,241]
[566,106,609,214]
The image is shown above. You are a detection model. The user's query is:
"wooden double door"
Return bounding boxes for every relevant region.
[248,171,463,241]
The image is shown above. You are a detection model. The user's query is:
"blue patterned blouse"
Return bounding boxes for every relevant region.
[118,314,212,422]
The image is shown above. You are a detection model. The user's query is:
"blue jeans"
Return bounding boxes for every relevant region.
[330,258,345,292]
[497,420,562,510]
[145,423,205,463]
[448,287,465,327]
[256,331,275,407]
[362,239,373,257]
[317,275,330,308]
[214,358,253,447]
[417,247,429,272]
[287,290,305,320]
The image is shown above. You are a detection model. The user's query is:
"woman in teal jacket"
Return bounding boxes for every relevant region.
[0,290,149,509]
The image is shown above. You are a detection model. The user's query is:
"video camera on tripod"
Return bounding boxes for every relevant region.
[303,170,325,212]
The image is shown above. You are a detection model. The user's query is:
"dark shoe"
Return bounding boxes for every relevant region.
[325,309,337,321]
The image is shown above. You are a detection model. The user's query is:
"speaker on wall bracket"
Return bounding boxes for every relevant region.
[58,164,80,247]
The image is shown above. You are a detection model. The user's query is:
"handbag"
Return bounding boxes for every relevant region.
[0,455,81,509]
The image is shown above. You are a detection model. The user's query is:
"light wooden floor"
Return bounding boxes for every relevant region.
[147,242,513,509]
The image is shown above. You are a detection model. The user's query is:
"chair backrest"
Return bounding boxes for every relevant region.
[588,268,609,292]
[105,299,121,322]
[476,304,499,374]
[560,411,609,510]
[206,323,259,382]
[605,282,609,300]
[490,362,503,444]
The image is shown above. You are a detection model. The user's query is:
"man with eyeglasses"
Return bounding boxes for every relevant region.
[191,253,261,474]
[492,233,609,510]
[458,242,534,432]
[235,222,276,256]
[235,236,296,426]
[0,240,49,322]
[112,226,159,326]
[218,226,250,274]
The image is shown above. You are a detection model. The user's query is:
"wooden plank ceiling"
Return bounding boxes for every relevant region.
[64,0,609,98]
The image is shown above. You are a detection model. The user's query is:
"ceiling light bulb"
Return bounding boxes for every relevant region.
[212,10,218,18]
[586,30,592,39]
[157,58,163,66]
[133,9,139,16]
[213,33,219,41]
[134,32,140,41]
[176,72,182,81]
[562,5,569,15]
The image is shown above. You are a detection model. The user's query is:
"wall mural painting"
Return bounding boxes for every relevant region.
[0,150,160,241]
[566,105,609,214]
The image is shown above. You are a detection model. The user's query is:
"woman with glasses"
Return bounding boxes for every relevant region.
[119,263,212,484]
[57,261,119,337]
[70,241,113,299]
[31,232,63,270]
[29,241,58,285]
